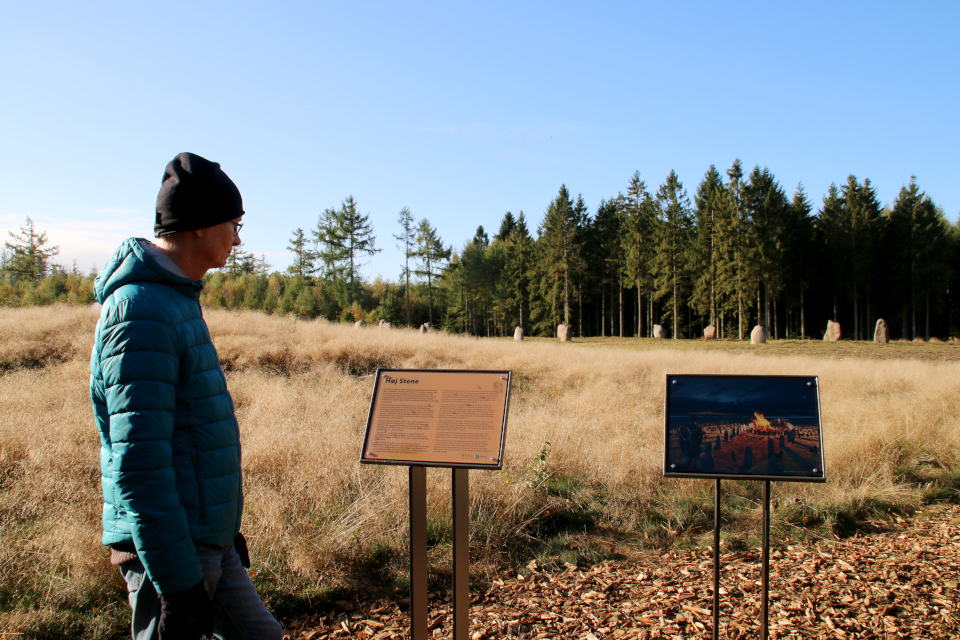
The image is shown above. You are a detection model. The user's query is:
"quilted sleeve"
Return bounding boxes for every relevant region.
[98,299,203,595]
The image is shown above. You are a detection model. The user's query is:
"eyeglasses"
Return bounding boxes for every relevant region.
[229,221,243,236]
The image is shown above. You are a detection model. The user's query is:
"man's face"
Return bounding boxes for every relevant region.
[200,217,243,270]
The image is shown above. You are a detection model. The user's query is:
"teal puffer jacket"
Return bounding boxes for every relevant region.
[90,238,242,595]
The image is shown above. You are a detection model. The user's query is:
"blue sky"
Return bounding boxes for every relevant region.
[2,1,958,280]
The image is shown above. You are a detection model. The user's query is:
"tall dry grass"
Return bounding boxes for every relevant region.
[2,306,959,635]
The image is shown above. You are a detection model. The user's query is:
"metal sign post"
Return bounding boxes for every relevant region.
[710,478,774,640]
[452,468,469,640]
[664,374,825,640]
[713,479,721,640]
[409,466,428,640]
[362,369,512,640]
[761,480,771,640]
[404,466,474,640]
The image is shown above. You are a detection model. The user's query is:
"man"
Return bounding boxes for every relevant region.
[90,153,282,640]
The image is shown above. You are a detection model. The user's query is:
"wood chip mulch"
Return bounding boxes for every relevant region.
[283,505,960,639]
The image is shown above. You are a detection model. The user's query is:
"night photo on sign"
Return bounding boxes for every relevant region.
[664,375,824,481]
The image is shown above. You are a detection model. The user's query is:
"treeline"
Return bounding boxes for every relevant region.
[214,161,957,341]
[0,217,97,306]
[5,162,959,341]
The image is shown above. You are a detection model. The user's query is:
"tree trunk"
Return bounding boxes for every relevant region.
[738,290,743,340]
[801,289,806,339]
[673,263,679,339]
[601,282,606,337]
[637,282,642,338]
[773,297,778,340]
[764,282,771,331]
[853,296,860,340]
[619,284,624,338]
[578,289,583,338]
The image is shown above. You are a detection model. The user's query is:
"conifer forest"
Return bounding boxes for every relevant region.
[4,161,958,341]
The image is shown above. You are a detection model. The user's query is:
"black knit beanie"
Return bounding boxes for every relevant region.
[154,152,244,237]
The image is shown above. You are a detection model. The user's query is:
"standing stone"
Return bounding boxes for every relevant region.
[419,322,431,334]
[514,326,524,341]
[715,435,722,450]
[703,325,717,340]
[353,320,366,328]
[557,324,571,342]
[823,320,841,341]
[779,434,786,449]
[874,318,889,343]
[750,325,767,344]
[378,319,391,329]
[653,324,665,339]
[702,443,715,473]
[743,446,754,470]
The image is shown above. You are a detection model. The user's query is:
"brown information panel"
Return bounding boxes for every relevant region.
[360,368,512,469]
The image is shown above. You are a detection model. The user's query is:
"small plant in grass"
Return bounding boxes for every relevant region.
[527,441,551,488]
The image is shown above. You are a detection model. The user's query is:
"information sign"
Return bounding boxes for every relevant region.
[663,374,825,482]
[360,368,511,469]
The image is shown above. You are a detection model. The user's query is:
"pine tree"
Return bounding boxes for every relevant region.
[817,182,848,324]
[621,172,657,338]
[842,176,884,339]
[744,166,789,336]
[717,160,748,339]
[315,196,380,306]
[3,216,60,282]
[286,228,316,278]
[692,166,726,331]
[414,219,450,326]
[653,170,693,339]
[495,212,516,241]
[782,184,817,338]
[889,177,951,339]
[592,197,623,336]
[538,185,585,330]
[393,206,416,326]
[505,212,534,332]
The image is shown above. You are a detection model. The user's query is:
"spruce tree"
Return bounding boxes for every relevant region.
[621,172,657,338]
[414,219,450,326]
[744,166,789,336]
[316,196,380,307]
[719,160,748,339]
[782,184,816,338]
[286,228,316,278]
[3,216,60,282]
[692,166,726,331]
[889,177,951,339]
[538,185,585,330]
[393,206,416,326]
[653,170,693,339]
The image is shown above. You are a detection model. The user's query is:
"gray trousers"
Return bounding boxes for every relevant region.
[119,542,283,640]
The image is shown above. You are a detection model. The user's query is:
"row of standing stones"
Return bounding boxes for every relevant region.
[352,319,438,333]
[534,318,892,343]
[352,318,892,343]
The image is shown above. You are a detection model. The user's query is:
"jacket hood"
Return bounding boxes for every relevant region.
[94,238,202,304]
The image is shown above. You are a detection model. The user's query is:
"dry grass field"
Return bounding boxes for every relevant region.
[1,306,959,638]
